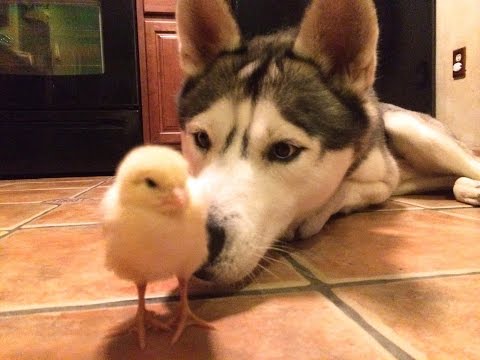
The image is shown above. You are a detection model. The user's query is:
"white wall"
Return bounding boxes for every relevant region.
[436,0,480,149]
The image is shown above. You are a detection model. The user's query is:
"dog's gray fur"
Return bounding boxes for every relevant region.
[175,0,480,285]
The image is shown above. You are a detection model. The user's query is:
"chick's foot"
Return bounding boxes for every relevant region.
[133,283,171,349]
[171,278,215,344]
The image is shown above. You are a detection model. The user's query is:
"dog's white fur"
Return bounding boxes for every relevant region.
[176,0,480,285]
[181,98,358,283]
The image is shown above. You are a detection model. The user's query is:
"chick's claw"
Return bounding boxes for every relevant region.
[142,310,172,332]
[171,306,215,345]
[133,283,171,349]
[171,278,215,344]
[109,310,170,340]
[135,310,171,350]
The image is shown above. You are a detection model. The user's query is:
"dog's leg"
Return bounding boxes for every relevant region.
[453,177,480,206]
[384,109,480,178]
[393,159,458,194]
[384,108,480,205]
[296,178,396,240]
[295,143,400,240]
[290,190,345,241]
[395,174,480,206]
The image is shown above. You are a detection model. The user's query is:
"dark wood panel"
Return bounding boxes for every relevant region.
[136,0,150,142]
[145,19,182,145]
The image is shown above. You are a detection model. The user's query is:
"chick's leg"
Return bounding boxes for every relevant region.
[135,283,148,349]
[171,277,214,344]
[135,283,170,349]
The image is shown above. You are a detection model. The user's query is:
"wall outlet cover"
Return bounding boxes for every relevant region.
[453,47,466,80]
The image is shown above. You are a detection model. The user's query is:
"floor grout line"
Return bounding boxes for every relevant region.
[329,270,480,288]
[7,180,108,230]
[0,204,59,231]
[390,199,473,211]
[1,249,477,358]
[0,180,476,357]
[280,254,416,360]
[21,223,100,230]
[436,209,480,222]
[0,187,102,192]
[0,285,318,318]
[70,179,110,199]
[0,204,61,233]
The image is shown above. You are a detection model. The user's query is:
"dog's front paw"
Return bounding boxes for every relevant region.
[453,177,480,206]
[281,223,303,243]
[281,228,297,243]
[281,218,326,242]
[296,212,333,240]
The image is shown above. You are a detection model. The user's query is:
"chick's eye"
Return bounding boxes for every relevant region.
[145,178,158,189]
[268,142,303,162]
[193,131,211,151]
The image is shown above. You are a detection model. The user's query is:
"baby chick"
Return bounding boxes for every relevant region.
[102,145,213,349]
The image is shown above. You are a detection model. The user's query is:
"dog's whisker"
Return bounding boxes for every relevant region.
[255,262,281,280]
[261,254,286,266]
[270,246,294,255]
[252,240,295,253]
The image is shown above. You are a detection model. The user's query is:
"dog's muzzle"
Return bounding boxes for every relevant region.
[194,214,226,281]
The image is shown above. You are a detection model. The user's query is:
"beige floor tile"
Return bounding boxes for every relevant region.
[0,292,394,360]
[77,186,110,200]
[24,199,102,227]
[0,226,146,312]
[0,189,86,204]
[439,207,480,222]
[334,275,480,359]
[101,178,115,186]
[4,176,109,183]
[0,203,56,230]
[0,226,306,312]
[392,193,471,209]
[0,180,103,191]
[291,210,480,283]
[362,200,421,212]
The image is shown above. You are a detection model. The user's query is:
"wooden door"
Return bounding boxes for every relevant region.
[144,19,182,145]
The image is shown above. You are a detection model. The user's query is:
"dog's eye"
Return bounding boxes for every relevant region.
[268,142,303,162]
[193,131,211,151]
[145,178,158,189]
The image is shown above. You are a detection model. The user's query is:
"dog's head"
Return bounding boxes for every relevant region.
[176,0,379,285]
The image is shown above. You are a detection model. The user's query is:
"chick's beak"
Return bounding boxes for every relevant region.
[168,187,188,209]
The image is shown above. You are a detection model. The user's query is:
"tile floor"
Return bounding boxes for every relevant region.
[0,177,479,359]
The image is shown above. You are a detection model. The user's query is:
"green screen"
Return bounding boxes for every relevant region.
[0,1,104,75]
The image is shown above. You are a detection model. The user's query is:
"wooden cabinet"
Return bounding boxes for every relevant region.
[144,19,182,145]
[144,0,175,13]
[137,0,182,147]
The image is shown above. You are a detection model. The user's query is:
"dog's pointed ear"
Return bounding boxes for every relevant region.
[293,0,379,95]
[176,0,241,76]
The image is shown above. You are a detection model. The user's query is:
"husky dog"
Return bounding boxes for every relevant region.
[175,0,480,285]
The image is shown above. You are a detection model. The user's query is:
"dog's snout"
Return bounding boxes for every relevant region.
[205,215,226,264]
[195,214,226,281]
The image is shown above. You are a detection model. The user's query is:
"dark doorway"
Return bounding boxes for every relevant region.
[232,0,436,115]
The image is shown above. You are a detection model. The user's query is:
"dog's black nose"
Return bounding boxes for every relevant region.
[205,214,226,264]
[195,214,226,281]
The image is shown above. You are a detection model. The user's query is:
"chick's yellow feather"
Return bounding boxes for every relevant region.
[102,145,208,284]
[101,145,213,348]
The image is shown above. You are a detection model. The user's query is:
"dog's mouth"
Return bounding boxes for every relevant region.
[193,264,262,290]
[194,247,286,288]
[193,266,216,282]
[198,206,293,286]
[193,249,265,287]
